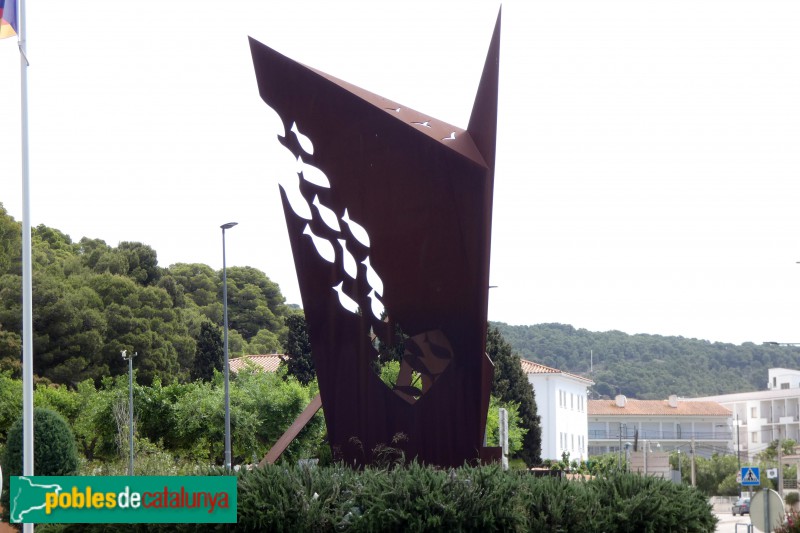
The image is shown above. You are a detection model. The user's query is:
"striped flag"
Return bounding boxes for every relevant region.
[0,0,17,39]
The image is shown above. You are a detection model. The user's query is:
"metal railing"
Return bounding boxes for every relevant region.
[589,429,733,441]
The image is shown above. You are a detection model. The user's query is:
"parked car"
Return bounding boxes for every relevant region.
[732,497,750,516]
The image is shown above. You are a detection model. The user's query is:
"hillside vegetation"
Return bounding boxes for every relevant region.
[0,204,294,386]
[492,321,800,400]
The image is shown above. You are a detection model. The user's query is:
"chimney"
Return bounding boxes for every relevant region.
[615,394,627,408]
[668,395,678,408]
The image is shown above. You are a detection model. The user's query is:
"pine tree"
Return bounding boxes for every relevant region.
[487,325,542,465]
[192,321,224,382]
[283,314,316,385]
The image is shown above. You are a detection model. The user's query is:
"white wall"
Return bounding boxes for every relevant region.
[528,373,589,461]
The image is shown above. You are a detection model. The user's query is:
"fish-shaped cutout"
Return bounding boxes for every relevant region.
[303,224,335,263]
[312,195,341,232]
[368,289,385,320]
[297,156,330,188]
[278,179,312,220]
[342,209,370,247]
[362,257,384,296]
[333,281,359,314]
[338,239,358,279]
[291,121,314,155]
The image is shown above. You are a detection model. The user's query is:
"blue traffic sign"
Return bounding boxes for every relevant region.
[741,466,761,486]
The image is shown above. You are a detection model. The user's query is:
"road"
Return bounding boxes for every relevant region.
[715,511,754,533]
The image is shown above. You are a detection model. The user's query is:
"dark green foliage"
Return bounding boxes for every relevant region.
[1,408,79,523]
[487,326,542,466]
[493,321,800,399]
[192,321,224,382]
[282,313,315,385]
[2,408,79,477]
[41,467,717,533]
[0,208,293,386]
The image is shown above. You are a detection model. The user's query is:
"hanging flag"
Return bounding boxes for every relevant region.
[0,0,18,39]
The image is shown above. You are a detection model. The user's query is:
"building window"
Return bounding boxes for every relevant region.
[782,383,790,390]
[751,432,757,443]
[571,394,574,410]
[751,407,757,418]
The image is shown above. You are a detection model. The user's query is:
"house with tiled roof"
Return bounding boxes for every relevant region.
[228,354,286,374]
[521,359,594,461]
[588,395,732,459]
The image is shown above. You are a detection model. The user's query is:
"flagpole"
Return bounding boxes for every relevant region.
[18,0,34,528]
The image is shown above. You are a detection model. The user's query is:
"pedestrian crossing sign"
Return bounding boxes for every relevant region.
[741,466,760,486]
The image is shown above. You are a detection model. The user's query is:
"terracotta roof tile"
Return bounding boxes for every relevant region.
[588,399,731,417]
[519,359,594,385]
[229,354,286,374]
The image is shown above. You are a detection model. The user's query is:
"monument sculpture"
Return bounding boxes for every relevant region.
[250,12,501,467]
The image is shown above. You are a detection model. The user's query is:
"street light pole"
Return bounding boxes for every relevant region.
[735,414,741,472]
[121,350,137,476]
[221,222,238,471]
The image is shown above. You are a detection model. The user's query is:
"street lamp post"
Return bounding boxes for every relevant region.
[121,350,137,476]
[221,222,238,471]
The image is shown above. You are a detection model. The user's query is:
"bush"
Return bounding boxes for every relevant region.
[48,467,716,533]
[1,408,79,522]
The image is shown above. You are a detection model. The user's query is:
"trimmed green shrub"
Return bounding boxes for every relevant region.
[21,466,718,532]
[1,408,80,523]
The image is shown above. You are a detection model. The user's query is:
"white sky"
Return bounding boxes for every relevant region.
[1,0,799,345]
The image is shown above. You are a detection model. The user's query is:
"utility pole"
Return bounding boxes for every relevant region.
[778,427,784,498]
[121,350,137,476]
[735,414,741,472]
[690,436,696,487]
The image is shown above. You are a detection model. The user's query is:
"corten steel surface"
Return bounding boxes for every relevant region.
[250,12,501,467]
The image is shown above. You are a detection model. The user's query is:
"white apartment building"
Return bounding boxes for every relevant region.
[521,359,594,461]
[588,395,732,459]
[693,368,800,460]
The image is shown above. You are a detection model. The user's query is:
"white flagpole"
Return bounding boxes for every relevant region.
[18,0,34,528]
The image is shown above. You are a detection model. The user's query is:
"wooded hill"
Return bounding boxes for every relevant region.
[0,204,294,386]
[492,322,800,400]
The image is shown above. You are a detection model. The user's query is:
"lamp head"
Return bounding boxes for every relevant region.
[221,222,238,230]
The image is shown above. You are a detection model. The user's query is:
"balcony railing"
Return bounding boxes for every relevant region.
[589,430,733,441]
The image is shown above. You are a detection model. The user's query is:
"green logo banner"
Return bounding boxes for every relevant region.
[9,476,237,524]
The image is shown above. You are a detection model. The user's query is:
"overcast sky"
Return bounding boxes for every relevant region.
[1,0,799,345]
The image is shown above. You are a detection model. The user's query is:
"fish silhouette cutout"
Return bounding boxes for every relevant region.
[298,155,330,188]
[312,195,341,232]
[333,281,360,314]
[368,289,385,320]
[303,224,335,263]
[338,239,358,279]
[362,257,384,296]
[342,209,370,247]
[278,180,312,221]
[291,121,314,155]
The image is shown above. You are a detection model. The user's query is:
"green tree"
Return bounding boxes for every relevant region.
[192,321,224,382]
[117,241,162,286]
[0,203,21,276]
[485,396,527,457]
[225,266,287,341]
[282,314,315,385]
[487,325,541,466]
[1,408,79,522]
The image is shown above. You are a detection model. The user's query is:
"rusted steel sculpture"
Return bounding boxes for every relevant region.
[250,12,501,467]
